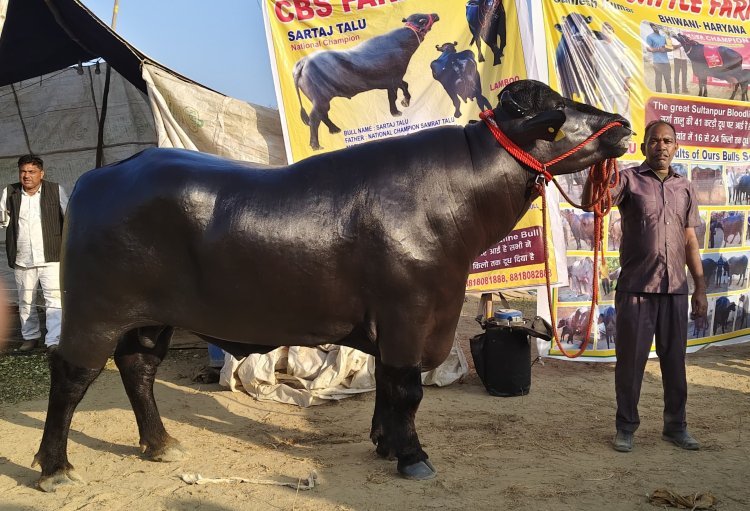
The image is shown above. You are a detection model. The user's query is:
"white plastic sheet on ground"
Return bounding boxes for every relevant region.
[220,336,468,407]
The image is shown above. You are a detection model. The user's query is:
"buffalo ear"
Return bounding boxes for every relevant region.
[554,23,562,32]
[585,15,593,23]
[402,17,407,22]
[520,111,567,142]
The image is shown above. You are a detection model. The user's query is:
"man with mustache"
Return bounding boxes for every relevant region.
[1,155,67,352]
[584,121,707,452]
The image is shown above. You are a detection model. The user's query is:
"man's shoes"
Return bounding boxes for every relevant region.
[662,430,700,450]
[613,430,634,452]
[18,339,39,352]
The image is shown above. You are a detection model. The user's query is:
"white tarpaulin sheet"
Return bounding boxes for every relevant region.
[220,336,469,407]
[142,63,286,166]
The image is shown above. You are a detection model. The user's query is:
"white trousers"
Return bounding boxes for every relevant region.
[14,263,62,346]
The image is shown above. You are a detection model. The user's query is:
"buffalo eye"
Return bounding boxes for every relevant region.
[500,90,527,118]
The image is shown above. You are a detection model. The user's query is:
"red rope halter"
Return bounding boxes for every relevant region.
[480,109,622,358]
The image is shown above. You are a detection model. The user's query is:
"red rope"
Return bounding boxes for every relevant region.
[480,110,621,358]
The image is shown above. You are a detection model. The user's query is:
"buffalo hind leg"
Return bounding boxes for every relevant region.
[370,363,394,460]
[472,35,485,62]
[491,43,503,66]
[34,348,104,492]
[371,360,436,480]
[387,88,402,116]
[115,327,186,462]
[399,81,411,108]
[449,92,462,118]
[496,23,507,63]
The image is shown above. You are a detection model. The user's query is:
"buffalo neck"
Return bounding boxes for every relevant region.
[462,120,540,258]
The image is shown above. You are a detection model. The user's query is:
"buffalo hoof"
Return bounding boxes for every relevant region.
[141,439,187,462]
[37,468,84,493]
[328,126,341,134]
[398,459,437,481]
[401,98,410,108]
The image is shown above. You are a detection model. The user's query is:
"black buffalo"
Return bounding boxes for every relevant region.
[293,13,439,150]
[465,0,506,66]
[33,80,631,491]
[554,13,601,106]
[674,33,749,101]
[702,257,718,290]
[714,296,737,334]
[431,42,492,118]
[726,255,749,286]
[733,174,750,204]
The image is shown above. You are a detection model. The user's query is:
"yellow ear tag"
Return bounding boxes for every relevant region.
[554,129,566,142]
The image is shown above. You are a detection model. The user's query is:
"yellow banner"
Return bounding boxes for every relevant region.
[263,0,564,292]
[265,0,527,160]
[541,0,750,359]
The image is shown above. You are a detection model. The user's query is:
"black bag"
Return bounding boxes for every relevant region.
[470,326,531,397]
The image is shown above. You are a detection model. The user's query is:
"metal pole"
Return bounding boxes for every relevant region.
[111,0,120,30]
[97,1,119,166]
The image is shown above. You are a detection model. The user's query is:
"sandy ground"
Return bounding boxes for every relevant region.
[1,295,749,510]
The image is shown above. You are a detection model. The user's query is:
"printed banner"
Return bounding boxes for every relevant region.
[467,202,562,291]
[539,0,750,359]
[262,0,564,292]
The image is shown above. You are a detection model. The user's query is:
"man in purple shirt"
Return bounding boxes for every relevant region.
[584,121,707,452]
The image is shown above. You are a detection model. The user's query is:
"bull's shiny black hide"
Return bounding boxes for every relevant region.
[37,80,630,489]
[59,80,629,371]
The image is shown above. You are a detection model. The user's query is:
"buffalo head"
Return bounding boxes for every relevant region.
[435,41,459,53]
[492,80,631,175]
[673,33,697,51]
[402,13,439,37]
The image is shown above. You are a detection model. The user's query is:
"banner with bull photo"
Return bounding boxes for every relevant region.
[536,0,750,360]
[262,0,566,292]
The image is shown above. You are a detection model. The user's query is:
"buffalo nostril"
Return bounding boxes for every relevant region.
[616,117,633,133]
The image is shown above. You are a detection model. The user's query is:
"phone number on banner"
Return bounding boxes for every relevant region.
[467,268,551,288]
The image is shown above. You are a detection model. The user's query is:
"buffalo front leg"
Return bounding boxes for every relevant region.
[373,360,436,480]
[322,113,341,134]
[115,328,186,462]
[34,348,104,492]
[476,93,493,112]
[729,83,739,101]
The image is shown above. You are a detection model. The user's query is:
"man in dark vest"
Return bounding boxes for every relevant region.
[1,155,67,351]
